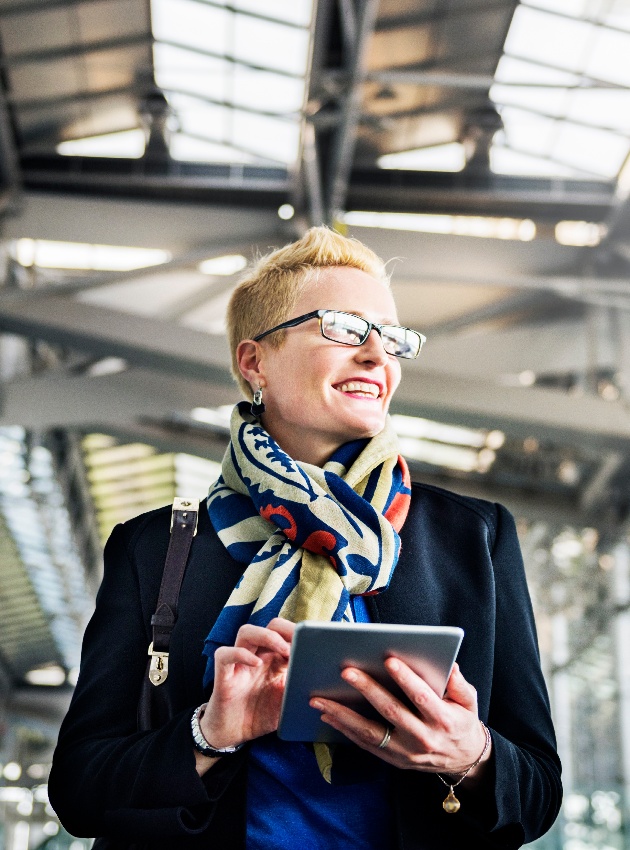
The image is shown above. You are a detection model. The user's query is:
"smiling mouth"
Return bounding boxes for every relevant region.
[335,381,381,399]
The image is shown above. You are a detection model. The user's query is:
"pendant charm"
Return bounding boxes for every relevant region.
[442,788,461,813]
[250,388,265,417]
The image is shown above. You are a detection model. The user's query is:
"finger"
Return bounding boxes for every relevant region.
[342,658,444,724]
[214,646,262,670]
[266,618,297,642]
[339,666,429,736]
[234,624,292,657]
[381,658,447,721]
[444,663,478,711]
[310,698,394,752]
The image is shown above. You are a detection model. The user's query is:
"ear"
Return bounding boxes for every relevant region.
[236,339,266,390]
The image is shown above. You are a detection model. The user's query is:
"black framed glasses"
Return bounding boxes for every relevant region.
[253,309,426,360]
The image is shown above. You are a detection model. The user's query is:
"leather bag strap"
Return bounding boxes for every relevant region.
[147,497,199,686]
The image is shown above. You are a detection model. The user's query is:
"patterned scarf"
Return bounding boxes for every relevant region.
[202,402,411,777]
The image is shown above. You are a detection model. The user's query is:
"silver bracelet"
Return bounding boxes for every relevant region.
[436,720,492,814]
[190,704,245,758]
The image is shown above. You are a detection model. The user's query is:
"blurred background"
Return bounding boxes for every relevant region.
[0,0,629,847]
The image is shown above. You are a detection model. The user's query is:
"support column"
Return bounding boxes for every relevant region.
[612,541,630,826]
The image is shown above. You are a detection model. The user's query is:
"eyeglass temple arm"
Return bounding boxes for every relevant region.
[253,310,322,342]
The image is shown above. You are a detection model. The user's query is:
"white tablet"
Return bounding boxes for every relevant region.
[278,621,464,743]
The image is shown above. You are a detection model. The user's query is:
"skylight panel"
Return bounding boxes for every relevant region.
[526,0,630,30]
[233,14,310,77]
[167,91,293,164]
[152,0,229,55]
[586,27,630,85]
[495,54,580,86]
[378,143,465,172]
[147,0,311,168]
[554,123,629,177]
[491,4,630,180]
[523,0,592,14]
[168,93,229,141]
[153,43,228,102]
[492,137,600,180]
[505,6,593,72]
[489,81,569,117]
[498,109,558,158]
[234,0,313,28]
[566,89,630,134]
[233,66,304,113]
[604,2,630,31]
[232,112,300,165]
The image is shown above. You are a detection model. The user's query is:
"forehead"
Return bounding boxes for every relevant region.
[294,266,398,321]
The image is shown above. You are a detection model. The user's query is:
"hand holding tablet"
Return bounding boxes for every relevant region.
[278,622,464,743]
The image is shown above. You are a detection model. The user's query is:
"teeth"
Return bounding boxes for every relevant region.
[338,382,379,397]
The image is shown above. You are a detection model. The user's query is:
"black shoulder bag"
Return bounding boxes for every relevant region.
[91,497,199,850]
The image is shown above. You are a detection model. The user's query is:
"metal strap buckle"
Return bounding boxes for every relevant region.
[148,642,169,686]
[170,497,200,536]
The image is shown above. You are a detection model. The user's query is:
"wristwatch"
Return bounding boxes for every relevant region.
[190,704,245,757]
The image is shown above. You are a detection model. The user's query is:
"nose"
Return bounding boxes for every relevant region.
[356,327,389,365]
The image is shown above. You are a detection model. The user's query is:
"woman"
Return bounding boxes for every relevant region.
[49,227,561,849]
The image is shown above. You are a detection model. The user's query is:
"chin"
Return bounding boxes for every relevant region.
[345,416,386,439]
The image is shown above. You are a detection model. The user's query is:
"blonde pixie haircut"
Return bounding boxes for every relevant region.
[227,226,390,398]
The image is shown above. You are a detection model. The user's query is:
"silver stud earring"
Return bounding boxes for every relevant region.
[250,387,265,417]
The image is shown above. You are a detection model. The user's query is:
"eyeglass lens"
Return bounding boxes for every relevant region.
[320,311,421,359]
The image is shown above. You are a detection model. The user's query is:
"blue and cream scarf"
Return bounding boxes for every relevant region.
[202,401,411,687]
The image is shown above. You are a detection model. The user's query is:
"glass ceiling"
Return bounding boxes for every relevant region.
[59,0,313,165]
[491,0,630,180]
[380,0,630,182]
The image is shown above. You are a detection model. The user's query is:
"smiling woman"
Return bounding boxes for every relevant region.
[49,227,561,850]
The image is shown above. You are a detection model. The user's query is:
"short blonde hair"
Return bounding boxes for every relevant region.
[227,226,390,397]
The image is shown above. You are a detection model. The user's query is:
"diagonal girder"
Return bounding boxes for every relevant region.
[3,360,630,453]
[0,294,235,384]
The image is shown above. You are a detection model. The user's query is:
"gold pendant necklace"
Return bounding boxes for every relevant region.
[442,788,461,814]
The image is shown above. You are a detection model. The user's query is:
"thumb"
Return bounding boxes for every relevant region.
[445,663,478,711]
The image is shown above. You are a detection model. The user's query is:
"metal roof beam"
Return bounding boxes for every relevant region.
[375,0,513,31]
[2,233,276,297]
[21,154,291,202]
[6,356,630,454]
[0,0,106,15]
[11,84,142,112]
[0,295,235,384]
[0,77,21,212]
[5,33,152,67]
[391,369,630,453]
[329,68,628,90]
[325,0,380,221]
[0,368,238,430]
[346,168,613,219]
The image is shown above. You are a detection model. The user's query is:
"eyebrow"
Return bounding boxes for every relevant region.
[337,309,400,325]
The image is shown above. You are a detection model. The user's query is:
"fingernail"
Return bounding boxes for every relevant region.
[387,658,399,672]
[343,669,357,683]
[311,699,324,711]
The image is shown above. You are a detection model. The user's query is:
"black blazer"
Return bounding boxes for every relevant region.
[49,482,562,849]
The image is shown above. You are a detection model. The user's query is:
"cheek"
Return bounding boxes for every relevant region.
[388,362,402,395]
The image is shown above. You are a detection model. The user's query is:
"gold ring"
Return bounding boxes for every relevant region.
[377,724,393,749]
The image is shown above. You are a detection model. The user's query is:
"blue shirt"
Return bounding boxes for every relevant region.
[246,596,393,849]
